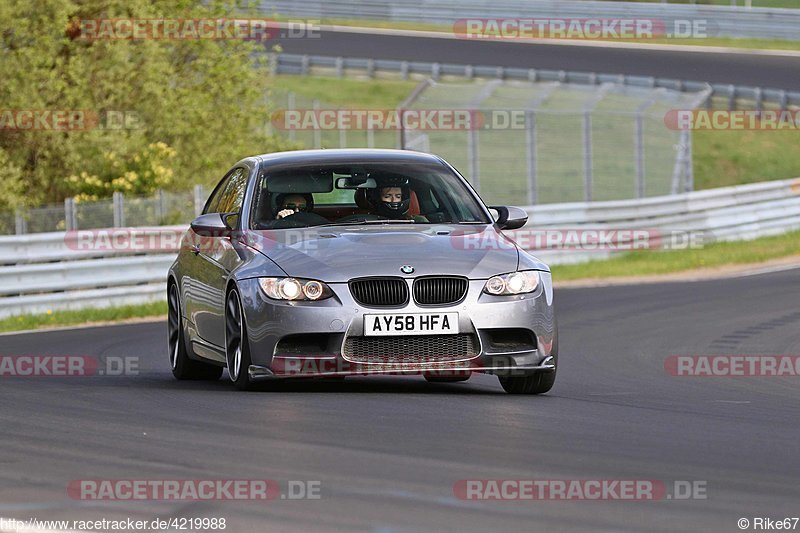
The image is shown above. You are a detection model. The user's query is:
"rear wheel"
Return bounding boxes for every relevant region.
[168,283,222,381]
[225,289,255,391]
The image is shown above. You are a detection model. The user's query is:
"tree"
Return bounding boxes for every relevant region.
[0,0,293,208]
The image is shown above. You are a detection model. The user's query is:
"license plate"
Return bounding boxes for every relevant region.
[364,313,459,336]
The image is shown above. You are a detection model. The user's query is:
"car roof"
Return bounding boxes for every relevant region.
[252,149,446,167]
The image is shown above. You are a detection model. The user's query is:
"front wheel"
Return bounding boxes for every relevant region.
[498,328,558,395]
[225,289,256,391]
[168,283,222,381]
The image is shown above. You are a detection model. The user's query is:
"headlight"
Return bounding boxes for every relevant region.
[483,271,540,295]
[258,277,333,301]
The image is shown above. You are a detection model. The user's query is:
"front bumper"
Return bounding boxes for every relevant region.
[236,274,556,379]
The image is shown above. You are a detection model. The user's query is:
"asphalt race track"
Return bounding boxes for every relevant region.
[2,266,799,532]
[273,28,800,90]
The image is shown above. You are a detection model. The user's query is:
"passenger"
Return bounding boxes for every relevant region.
[275,193,311,219]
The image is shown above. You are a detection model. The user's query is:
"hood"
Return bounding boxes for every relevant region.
[240,225,521,282]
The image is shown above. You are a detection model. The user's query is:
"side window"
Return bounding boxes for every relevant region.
[217,168,248,214]
[203,172,234,215]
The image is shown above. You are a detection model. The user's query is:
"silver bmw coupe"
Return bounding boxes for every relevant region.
[168,149,557,393]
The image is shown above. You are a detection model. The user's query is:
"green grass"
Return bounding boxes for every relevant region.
[269,75,417,109]
[693,129,800,189]
[0,301,166,334]
[553,229,800,281]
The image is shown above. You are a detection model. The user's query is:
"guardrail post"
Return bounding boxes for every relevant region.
[301,55,310,75]
[366,58,375,78]
[583,111,593,202]
[64,198,77,231]
[778,90,788,110]
[753,87,763,111]
[193,184,205,216]
[14,209,26,235]
[335,57,344,78]
[431,63,440,82]
[113,191,125,227]
[525,110,538,205]
[400,61,409,80]
[727,84,736,110]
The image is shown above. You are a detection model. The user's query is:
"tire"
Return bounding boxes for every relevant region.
[225,289,256,391]
[168,283,223,381]
[498,327,558,395]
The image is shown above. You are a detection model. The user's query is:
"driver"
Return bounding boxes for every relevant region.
[367,177,427,222]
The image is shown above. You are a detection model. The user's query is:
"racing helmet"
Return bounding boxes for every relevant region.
[368,174,411,218]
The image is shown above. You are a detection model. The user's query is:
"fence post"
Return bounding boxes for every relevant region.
[193,185,205,217]
[685,130,694,192]
[113,191,125,227]
[468,126,480,193]
[312,99,322,148]
[64,197,77,231]
[525,110,538,205]
[671,130,691,194]
[367,126,375,148]
[269,53,278,76]
[635,111,645,198]
[287,91,296,142]
[156,189,166,224]
[582,111,593,202]
[15,208,26,235]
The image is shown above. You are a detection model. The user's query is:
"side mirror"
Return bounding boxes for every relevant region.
[490,206,528,230]
[190,213,232,237]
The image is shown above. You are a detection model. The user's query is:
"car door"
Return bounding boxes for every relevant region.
[185,167,249,349]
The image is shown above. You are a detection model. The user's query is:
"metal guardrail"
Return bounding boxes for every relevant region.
[1,179,799,318]
[259,0,800,40]
[270,53,800,110]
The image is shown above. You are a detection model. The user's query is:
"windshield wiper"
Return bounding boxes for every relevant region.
[317,219,415,228]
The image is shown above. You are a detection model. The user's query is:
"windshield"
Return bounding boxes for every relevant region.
[250,162,491,229]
